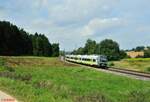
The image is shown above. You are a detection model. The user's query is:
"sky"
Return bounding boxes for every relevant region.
[0,0,150,51]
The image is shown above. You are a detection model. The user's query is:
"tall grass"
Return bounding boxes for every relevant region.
[112,58,150,72]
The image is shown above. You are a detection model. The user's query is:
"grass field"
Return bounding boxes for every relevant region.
[110,58,150,73]
[0,56,150,102]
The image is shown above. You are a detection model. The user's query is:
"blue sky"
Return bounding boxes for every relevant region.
[0,0,150,51]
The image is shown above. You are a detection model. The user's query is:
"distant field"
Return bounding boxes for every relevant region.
[110,58,150,73]
[0,57,150,102]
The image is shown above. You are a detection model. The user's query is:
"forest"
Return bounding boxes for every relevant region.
[0,21,59,57]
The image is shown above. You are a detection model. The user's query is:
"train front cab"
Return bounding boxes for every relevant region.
[97,56,108,69]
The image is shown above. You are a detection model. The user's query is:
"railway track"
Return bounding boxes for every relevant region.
[62,58,150,80]
[108,67,150,79]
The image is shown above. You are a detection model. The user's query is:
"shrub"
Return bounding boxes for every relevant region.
[146,67,150,72]
[108,62,114,67]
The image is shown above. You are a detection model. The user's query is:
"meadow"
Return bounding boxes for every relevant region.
[110,58,150,73]
[0,56,150,102]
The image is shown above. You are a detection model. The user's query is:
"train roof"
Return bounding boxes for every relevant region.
[66,55,106,59]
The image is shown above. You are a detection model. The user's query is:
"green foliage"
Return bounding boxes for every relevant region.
[0,21,59,57]
[31,33,53,56]
[72,47,84,55]
[108,62,114,67]
[144,48,150,58]
[0,21,32,55]
[52,43,59,57]
[135,46,145,51]
[84,39,97,55]
[146,67,150,72]
[98,39,121,60]
[119,50,127,59]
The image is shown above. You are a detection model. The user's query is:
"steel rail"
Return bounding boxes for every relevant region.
[63,58,150,79]
[108,67,150,78]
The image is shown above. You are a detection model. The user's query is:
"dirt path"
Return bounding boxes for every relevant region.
[0,90,18,102]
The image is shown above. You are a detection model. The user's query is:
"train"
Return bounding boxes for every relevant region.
[65,55,108,68]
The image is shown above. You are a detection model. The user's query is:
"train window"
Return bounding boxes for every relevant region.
[85,59,90,61]
[93,59,96,62]
[75,57,78,60]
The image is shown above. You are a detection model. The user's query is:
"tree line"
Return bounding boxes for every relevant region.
[72,39,127,61]
[0,21,59,57]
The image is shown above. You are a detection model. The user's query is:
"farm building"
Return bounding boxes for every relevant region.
[126,51,144,58]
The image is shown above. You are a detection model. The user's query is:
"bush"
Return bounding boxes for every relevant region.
[108,62,114,67]
[146,67,150,72]
[144,49,150,58]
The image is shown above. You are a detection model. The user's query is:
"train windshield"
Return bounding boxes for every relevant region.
[99,55,107,62]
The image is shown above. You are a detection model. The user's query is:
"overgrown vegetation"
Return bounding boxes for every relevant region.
[144,48,150,58]
[0,57,150,102]
[111,58,150,72]
[0,21,59,56]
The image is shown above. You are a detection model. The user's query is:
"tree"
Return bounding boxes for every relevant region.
[31,33,53,56]
[84,39,96,55]
[99,39,120,60]
[0,20,57,57]
[135,46,145,51]
[72,47,84,55]
[95,43,101,54]
[144,48,150,58]
[119,50,127,59]
[52,43,59,57]
[0,21,32,55]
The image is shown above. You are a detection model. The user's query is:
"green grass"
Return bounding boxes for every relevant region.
[0,56,150,102]
[110,58,150,73]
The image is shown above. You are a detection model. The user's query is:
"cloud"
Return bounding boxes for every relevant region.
[80,17,125,36]
[48,0,119,26]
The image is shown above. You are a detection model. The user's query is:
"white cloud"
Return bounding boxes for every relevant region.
[80,17,125,36]
[48,0,119,26]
